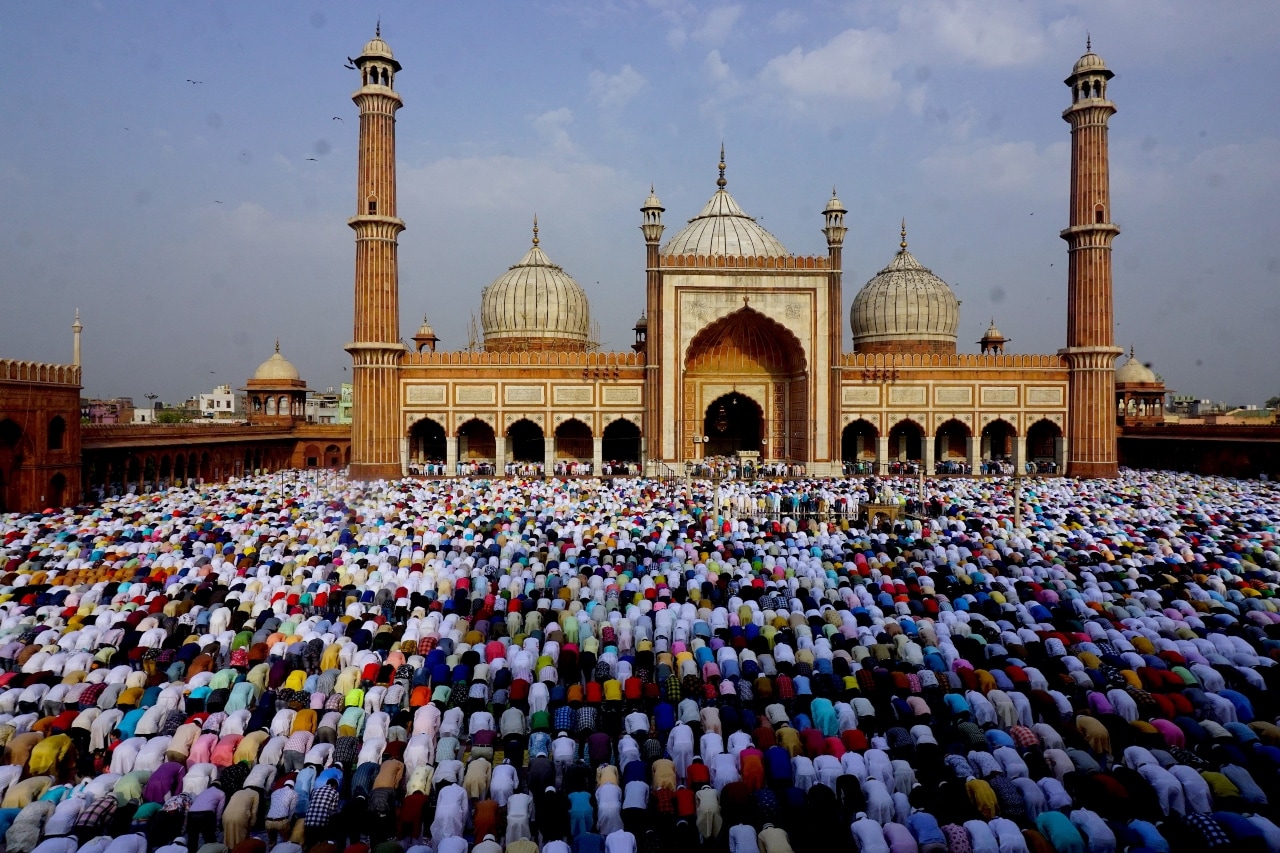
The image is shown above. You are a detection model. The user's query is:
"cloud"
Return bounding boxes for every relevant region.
[532,108,575,155]
[896,0,1077,68]
[695,5,741,44]
[588,65,647,110]
[759,28,901,103]
[918,140,1069,196]
[770,9,803,33]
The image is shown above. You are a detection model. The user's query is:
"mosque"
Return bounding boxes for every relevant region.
[345,31,1129,481]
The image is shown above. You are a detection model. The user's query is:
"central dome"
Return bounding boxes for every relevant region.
[850,224,960,354]
[480,220,591,352]
[661,150,789,258]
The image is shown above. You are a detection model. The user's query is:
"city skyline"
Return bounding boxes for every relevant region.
[2,2,1278,404]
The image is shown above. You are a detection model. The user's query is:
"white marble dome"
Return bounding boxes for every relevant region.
[252,345,300,382]
[1116,349,1159,385]
[661,154,788,258]
[850,228,960,352]
[480,221,591,351]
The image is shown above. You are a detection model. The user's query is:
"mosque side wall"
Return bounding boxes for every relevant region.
[0,366,83,512]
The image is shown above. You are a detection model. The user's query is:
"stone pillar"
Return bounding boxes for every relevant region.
[923,434,935,475]
[1055,437,1066,474]
[544,438,555,477]
[592,437,604,476]
[1014,435,1028,473]
[877,436,889,475]
[494,436,507,473]
[445,437,458,473]
[966,436,979,475]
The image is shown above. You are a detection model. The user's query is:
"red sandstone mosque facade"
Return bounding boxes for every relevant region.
[346,33,1125,480]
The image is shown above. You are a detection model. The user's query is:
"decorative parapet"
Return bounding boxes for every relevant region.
[402,350,646,367]
[659,254,829,270]
[0,359,81,386]
[840,352,1067,369]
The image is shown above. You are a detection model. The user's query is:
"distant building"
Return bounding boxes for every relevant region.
[338,384,353,425]
[84,397,134,424]
[306,387,342,424]
[132,408,155,424]
[198,383,241,419]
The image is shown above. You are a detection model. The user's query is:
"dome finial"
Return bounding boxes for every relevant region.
[532,214,539,246]
[1086,32,1091,52]
[275,338,280,354]
[376,18,381,38]
[899,218,908,252]
[717,142,727,189]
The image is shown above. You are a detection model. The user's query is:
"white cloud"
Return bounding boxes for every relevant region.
[532,108,575,155]
[588,65,647,109]
[759,28,901,102]
[897,0,1077,68]
[770,9,803,33]
[918,140,1069,196]
[695,5,741,44]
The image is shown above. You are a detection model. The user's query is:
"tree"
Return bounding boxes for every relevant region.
[156,408,193,424]
[1267,395,1280,409]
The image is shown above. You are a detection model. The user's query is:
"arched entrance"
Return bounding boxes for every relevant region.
[683,307,808,462]
[841,419,878,473]
[0,419,22,512]
[409,418,447,466]
[602,419,641,465]
[1027,419,1064,473]
[981,419,1015,465]
[324,445,342,468]
[702,392,763,457]
[934,419,971,473]
[457,419,496,463]
[507,419,545,463]
[554,419,592,460]
[888,420,922,462]
[48,473,66,508]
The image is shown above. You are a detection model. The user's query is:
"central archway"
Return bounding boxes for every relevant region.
[703,392,763,457]
[683,307,808,461]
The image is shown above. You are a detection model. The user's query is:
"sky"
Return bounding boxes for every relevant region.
[2,1,1279,406]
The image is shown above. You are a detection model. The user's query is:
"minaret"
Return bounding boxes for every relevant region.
[1060,40,1122,478]
[345,25,407,480]
[823,189,847,468]
[71,309,83,369]
[640,184,665,468]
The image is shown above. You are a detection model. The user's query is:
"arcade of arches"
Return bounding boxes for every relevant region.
[839,417,1065,472]
[420,416,642,471]
[683,308,808,461]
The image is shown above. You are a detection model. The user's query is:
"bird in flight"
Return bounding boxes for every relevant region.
[345,58,357,70]
[187,79,203,84]
[306,158,317,161]
[214,200,222,204]
[332,116,344,122]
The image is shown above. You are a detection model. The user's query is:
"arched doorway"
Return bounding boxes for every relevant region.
[457,419,496,463]
[1027,419,1064,473]
[0,419,22,512]
[507,419,545,463]
[888,420,923,465]
[683,307,808,462]
[935,419,971,473]
[602,419,641,465]
[981,420,1015,467]
[48,473,66,508]
[324,445,342,468]
[702,392,763,457]
[554,419,592,460]
[841,419,878,473]
[304,444,321,467]
[409,418,447,466]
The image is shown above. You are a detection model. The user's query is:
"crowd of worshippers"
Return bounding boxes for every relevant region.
[0,470,1276,853]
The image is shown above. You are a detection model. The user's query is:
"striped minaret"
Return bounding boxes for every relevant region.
[346,25,407,481]
[1061,40,1122,478]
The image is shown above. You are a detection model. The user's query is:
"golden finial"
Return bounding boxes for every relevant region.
[899,218,908,252]
[717,143,727,189]
[532,215,539,246]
